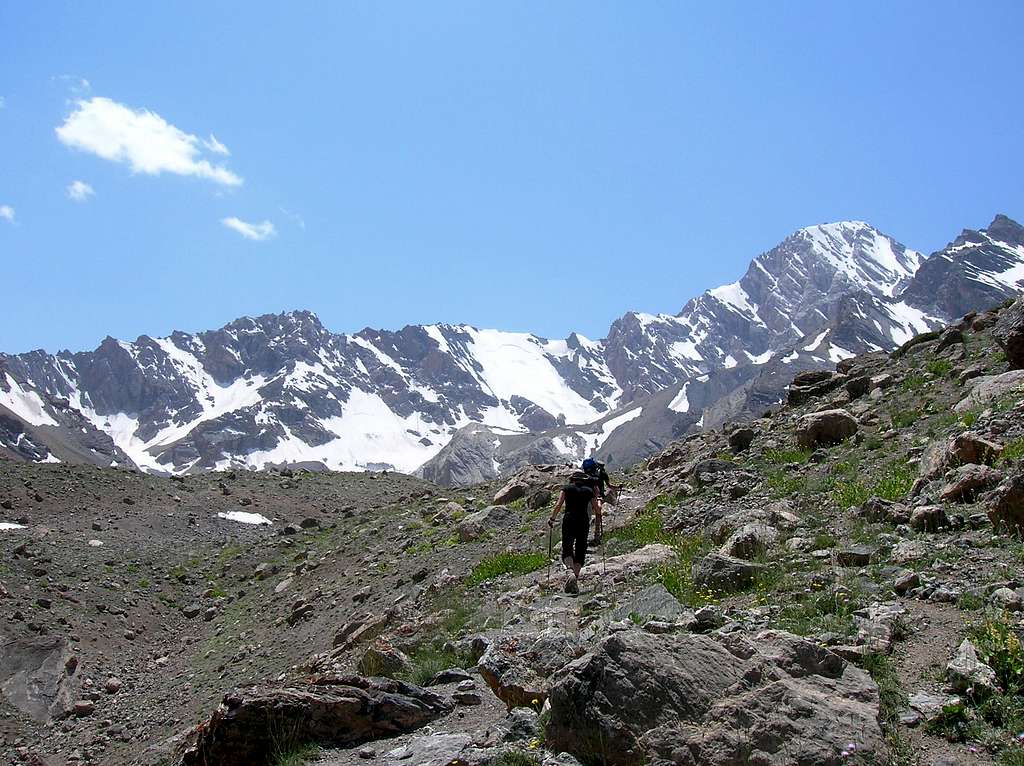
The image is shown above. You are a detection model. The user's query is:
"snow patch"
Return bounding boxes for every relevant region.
[217,511,271,525]
[1,375,59,427]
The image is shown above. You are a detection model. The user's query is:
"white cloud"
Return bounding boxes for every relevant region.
[279,207,306,230]
[0,96,6,109]
[221,217,276,241]
[55,97,242,187]
[0,205,14,223]
[203,134,230,156]
[66,180,95,202]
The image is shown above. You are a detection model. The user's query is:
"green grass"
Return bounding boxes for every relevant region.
[873,460,915,501]
[271,744,321,766]
[467,551,548,585]
[1000,437,1024,465]
[608,511,682,549]
[891,408,922,429]
[969,611,1024,692]
[763,447,813,465]
[401,645,475,686]
[656,534,716,607]
[961,410,980,428]
[926,359,954,377]
[830,459,914,509]
[765,468,807,498]
[642,491,686,513]
[831,479,870,509]
[489,754,541,766]
[900,373,927,393]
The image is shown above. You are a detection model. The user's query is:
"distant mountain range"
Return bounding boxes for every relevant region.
[2,214,1022,484]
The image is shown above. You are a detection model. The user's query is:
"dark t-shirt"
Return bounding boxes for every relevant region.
[562,483,594,516]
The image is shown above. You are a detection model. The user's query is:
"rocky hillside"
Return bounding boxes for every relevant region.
[2,216,1023,485]
[2,294,1024,766]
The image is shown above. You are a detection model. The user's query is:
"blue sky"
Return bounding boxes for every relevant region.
[1,2,1022,354]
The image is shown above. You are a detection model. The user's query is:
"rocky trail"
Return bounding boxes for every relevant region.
[2,296,1024,765]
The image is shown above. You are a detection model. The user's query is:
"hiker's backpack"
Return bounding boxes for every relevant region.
[582,457,597,475]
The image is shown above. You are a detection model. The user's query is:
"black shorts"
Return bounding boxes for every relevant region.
[561,510,590,566]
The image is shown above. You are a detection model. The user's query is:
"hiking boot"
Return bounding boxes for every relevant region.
[564,575,579,595]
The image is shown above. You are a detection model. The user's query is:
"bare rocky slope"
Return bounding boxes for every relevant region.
[3,215,1023,485]
[2,294,1024,765]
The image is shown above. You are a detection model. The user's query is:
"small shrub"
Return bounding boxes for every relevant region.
[656,534,714,608]
[764,447,813,465]
[891,408,921,429]
[1000,438,1024,465]
[489,753,541,766]
[832,480,870,509]
[961,410,980,428]
[926,359,954,377]
[467,552,547,585]
[765,469,806,498]
[900,374,927,393]
[873,460,915,501]
[969,612,1024,692]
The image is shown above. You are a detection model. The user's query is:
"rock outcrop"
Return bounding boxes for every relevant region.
[546,629,882,766]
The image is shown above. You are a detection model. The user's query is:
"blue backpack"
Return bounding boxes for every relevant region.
[582,458,597,474]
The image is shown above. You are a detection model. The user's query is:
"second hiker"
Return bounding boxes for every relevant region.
[581,457,623,545]
[548,471,599,594]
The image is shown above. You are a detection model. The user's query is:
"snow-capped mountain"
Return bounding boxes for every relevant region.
[2,214,1022,482]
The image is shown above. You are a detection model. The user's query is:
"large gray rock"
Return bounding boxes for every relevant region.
[612,584,687,623]
[719,522,779,560]
[692,553,764,594]
[946,639,999,696]
[457,504,518,542]
[795,409,858,448]
[478,635,549,710]
[179,675,453,766]
[940,464,1004,503]
[992,296,1024,369]
[0,635,79,723]
[954,369,1024,413]
[986,469,1024,535]
[546,629,882,766]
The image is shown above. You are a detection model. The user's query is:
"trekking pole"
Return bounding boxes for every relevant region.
[547,524,553,591]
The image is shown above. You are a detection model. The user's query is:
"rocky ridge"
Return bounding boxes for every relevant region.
[3,215,1024,483]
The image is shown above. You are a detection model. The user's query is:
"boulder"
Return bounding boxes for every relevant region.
[457,505,516,542]
[546,629,882,766]
[992,296,1024,369]
[909,505,949,533]
[478,635,549,710]
[0,635,79,722]
[986,470,1024,534]
[989,587,1024,612]
[954,369,1024,413]
[856,497,910,525]
[836,545,875,567]
[612,584,687,624]
[719,522,779,560]
[901,691,962,727]
[179,675,452,766]
[934,327,965,354]
[727,427,756,453]
[946,639,999,696]
[692,553,764,594]
[357,639,413,678]
[493,478,530,505]
[949,433,1003,467]
[795,409,858,449]
[940,465,1004,503]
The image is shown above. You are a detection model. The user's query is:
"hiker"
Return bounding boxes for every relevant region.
[581,457,622,545]
[548,471,599,594]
